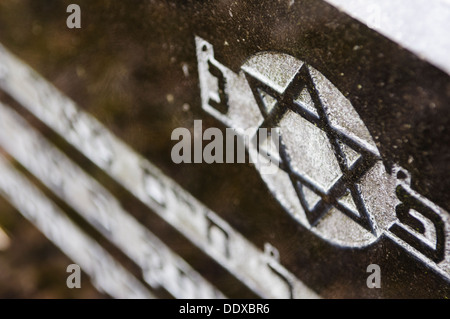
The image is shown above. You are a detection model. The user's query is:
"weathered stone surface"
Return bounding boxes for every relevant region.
[0,0,449,298]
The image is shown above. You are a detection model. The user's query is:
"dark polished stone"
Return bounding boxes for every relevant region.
[0,0,449,298]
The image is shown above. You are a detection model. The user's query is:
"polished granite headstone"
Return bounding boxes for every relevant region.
[0,0,449,298]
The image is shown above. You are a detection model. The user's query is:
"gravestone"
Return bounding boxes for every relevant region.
[0,0,449,298]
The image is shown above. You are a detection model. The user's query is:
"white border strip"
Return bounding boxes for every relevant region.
[0,44,318,299]
[0,154,153,299]
[0,102,223,299]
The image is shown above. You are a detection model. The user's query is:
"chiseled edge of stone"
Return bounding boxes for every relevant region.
[0,154,154,299]
[0,102,225,299]
[325,0,450,76]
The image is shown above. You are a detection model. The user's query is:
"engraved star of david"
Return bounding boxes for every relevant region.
[244,65,379,234]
